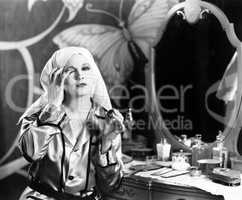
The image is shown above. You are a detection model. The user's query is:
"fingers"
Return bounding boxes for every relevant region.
[50,67,73,86]
[103,119,124,137]
[50,67,62,85]
[50,67,59,83]
[113,109,124,122]
[54,68,64,86]
[61,70,73,86]
[107,109,124,122]
[109,109,125,131]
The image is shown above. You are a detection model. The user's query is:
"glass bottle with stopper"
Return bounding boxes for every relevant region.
[191,134,211,166]
[212,131,228,168]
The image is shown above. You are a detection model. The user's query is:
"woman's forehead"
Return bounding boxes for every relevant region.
[65,54,90,67]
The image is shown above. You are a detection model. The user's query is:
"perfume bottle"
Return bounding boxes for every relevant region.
[191,134,211,166]
[212,133,228,168]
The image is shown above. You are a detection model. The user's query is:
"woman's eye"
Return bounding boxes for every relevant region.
[82,65,90,71]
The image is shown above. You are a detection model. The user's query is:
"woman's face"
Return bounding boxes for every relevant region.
[64,54,95,97]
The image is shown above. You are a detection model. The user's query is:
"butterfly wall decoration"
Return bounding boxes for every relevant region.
[53,0,170,104]
[28,0,85,22]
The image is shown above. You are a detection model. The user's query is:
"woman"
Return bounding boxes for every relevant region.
[18,47,124,200]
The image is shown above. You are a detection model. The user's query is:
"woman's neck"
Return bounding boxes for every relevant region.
[63,95,92,120]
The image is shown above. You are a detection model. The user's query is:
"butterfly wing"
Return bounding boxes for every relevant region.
[53,24,120,58]
[128,0,169,57]
[100,40,133,106]
[53,24,133,101]
[100,40,133,84]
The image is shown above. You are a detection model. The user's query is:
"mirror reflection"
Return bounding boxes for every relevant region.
[155,11,235,143]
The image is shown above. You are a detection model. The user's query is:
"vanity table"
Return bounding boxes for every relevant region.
[103,157,242,200]
[103,174,224,200]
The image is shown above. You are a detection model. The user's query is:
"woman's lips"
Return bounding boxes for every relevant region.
[77,82,87,87]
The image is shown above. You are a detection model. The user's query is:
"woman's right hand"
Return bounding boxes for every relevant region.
[47,67,72,107]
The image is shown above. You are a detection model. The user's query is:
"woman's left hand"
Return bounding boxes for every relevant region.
[101,109,124,153]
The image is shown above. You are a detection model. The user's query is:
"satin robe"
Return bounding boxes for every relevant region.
[18,102,123,200]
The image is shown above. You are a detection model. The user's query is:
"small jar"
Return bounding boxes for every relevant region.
[171,150,191,171]
[172,150,191,164]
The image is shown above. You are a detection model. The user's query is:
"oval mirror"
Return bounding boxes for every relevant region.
[146,0,242,153]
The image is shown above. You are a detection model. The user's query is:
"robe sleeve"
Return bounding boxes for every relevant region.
[93,134,123,192]
[91,108,124,192]
[18,104,65,162]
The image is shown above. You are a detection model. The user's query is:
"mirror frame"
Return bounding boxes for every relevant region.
[146,0,242,153]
